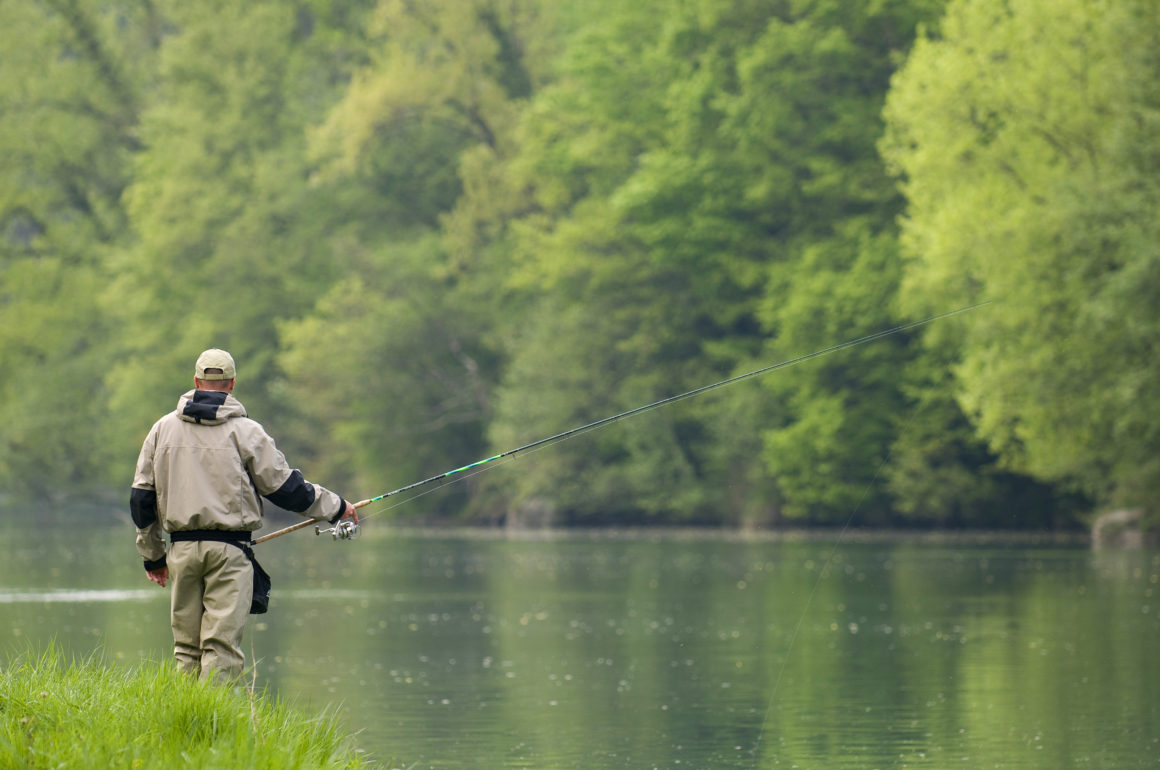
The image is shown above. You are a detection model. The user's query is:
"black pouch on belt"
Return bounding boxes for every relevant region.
[170,530,271,614]
[240,543,271,614]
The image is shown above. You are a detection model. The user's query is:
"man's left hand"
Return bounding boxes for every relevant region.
[147,566,169,588]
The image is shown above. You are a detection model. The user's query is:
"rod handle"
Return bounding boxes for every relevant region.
[251,517,313,544]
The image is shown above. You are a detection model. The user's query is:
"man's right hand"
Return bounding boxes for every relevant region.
[341,500,359,525]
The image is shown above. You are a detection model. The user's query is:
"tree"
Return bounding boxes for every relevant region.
[0,0,157,496]
[106,0,376,460]
[278,0,560,506]
[472,0,762,524]
[467,0,956,525]
[656,0,947,523]
[882,0,1160,514]
[277,238,497,505]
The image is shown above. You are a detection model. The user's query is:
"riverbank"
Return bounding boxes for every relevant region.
[0,647,377,769]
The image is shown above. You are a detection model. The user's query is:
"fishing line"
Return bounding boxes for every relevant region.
[254,301,988,545]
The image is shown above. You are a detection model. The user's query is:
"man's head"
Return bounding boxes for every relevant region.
[194,348,236,392]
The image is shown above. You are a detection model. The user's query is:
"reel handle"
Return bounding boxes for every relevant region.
[315,518,361,540]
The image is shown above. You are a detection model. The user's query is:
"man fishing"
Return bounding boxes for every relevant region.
[129,348,357,681]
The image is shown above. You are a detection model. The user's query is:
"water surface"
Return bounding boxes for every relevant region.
[2,515,1157,768]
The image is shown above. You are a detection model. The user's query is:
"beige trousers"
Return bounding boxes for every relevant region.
[168,540,252,681]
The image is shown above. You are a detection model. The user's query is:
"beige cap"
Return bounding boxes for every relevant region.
[195,348,236,381]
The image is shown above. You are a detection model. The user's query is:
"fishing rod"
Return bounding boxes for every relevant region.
[253,301,989,546]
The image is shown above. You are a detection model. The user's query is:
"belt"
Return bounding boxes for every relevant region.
[170,529,254,545]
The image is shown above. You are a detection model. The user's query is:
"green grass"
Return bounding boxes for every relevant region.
[0,646,377,769]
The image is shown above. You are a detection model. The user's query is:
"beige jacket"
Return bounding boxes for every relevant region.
[131,390,345,568]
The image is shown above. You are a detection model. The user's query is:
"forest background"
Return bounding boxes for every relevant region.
[1,0,1156,532]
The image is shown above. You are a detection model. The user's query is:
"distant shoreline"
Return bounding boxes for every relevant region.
[358,524,1093,547]
[22,504,1097,547]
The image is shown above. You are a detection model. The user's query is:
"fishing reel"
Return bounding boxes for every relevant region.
[315,518,361,541]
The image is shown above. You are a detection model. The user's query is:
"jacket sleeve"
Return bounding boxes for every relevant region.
[239,419,346,522]
[131,426,167,570]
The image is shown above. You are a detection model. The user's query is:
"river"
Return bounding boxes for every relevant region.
[2,512,1157,768]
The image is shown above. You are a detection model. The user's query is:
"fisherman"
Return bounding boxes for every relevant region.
[130,348,357,681]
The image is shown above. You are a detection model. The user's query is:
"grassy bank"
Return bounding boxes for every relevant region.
[0,647,376,769]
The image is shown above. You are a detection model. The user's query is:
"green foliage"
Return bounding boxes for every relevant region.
[454,0,981,525]
[0,0,154,497]
[469,0,765,522]
[278,238,496,506]
[719,0,947,522]
[885,347,1077,528]
[485,291,730,524]
[883,0,1160,510]
[4,0,1141,529]
[759,225,910,522]
[106,0,376,448]
[273,0,559,508]
[0,646,371,768]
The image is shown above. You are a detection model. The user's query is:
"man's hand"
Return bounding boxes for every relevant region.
[147,566,169,588]
[341,500,359,525]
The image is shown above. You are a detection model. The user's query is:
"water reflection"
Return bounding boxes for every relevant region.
[1,519,1157,768]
